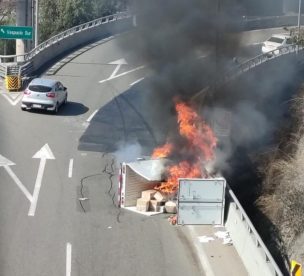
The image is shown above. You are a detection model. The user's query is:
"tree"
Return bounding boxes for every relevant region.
[39,0,61,42]
[0,0,15,24]
[59,0,94,30]
[39,0,128,42]
[0,0,16,55]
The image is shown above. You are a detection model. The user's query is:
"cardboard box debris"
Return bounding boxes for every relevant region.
[141,189,157,200]
[165,201,177,214]
[136,198,150,212]
[154,191,167,202]
[149,199,162,212]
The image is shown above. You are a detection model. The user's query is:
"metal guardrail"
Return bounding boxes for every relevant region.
[193,44,303,101]
[0,63,6,77]
[0,11,131,64]
[221,44,302,86]
[227,186,283,276]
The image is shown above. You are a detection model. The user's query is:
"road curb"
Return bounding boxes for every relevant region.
[187,225,215,276]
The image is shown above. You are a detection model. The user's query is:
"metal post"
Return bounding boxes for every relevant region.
[298,0,302,38]
[4,41,7,55]
[34,0,38,47]
[215,0,221,83]
[16,0,26,61]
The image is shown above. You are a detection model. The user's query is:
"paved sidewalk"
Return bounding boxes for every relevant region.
[183,224,248,276]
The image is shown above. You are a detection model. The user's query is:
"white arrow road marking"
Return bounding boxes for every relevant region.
[66,243,72,276]
[109,58,128,65]
[28,144,55,216]
[108,58,127,79]
[0,154,33,202]
[1,93,23,105]
[99,65,145,84]
[99,58,145,84]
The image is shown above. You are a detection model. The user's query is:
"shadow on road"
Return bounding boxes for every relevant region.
[78,81,160,154]
[58,101,89,116]
[26,101,89,116]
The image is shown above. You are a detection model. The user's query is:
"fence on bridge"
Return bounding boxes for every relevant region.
[225,186,283,276]
[0,11,133,80]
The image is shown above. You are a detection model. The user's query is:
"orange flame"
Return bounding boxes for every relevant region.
[156,161,204,193]
[176,101,217,161]
[152,142,173,158]
[153,100,217,194]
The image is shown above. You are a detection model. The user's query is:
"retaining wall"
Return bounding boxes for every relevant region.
[225,188,283,276]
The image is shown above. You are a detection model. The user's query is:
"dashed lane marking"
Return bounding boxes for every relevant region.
[130,77,145,86]
[86,109,98,122]
[66,243,72,276]
[68,159,73,178]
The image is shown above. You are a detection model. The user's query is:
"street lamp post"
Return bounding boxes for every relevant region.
[35,0,38,47]
[298,0,302,38]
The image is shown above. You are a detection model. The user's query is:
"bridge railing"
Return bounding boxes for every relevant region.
[0,11,130,64]
[193,44,303,101]
[220,44,302,86]
[226,186,283,276]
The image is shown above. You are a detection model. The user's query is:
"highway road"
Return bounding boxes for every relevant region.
[0,26,289,275]
[0,35,202,276]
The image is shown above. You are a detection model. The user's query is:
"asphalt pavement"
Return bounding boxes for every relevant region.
[0,27,284,275]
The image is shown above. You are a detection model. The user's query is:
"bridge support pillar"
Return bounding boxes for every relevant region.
[16,0,32,61]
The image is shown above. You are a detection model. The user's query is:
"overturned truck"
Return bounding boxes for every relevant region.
[118,158,226,225]
[117,158,283,275]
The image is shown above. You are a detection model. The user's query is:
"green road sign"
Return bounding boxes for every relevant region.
[0,25,33,40]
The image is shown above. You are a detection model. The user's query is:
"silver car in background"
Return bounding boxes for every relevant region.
[261,34,292,56]
[21,78,68,113]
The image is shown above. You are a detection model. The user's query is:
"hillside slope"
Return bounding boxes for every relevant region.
[257,84,304,268]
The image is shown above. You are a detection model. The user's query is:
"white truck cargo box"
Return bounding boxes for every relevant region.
[118,158,167,208]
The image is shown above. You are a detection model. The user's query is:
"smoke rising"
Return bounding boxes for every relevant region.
[113,141,143,164]
[122,0,243,145]
[120,0,299,177]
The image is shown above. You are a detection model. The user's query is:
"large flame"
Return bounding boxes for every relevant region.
[153,100,217,194]
[176,101,217,161]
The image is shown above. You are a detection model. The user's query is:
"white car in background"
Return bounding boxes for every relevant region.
[261,34,293,56]
[21,78,68,113]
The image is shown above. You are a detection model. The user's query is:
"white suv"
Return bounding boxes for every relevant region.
[261,34,293,55]
[21,78,68,113]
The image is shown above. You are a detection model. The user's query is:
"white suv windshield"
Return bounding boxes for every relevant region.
[267,37,284,44]
[29,85,52,92]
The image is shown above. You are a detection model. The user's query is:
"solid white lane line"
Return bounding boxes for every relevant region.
[68,159,73,178]
[28,158,47,216]
[86,110,98,122]
[130,77,144,86]
[66,243,72,276]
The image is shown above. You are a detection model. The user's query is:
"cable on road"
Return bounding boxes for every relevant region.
[102,154,122,223]
[79,173,103,213]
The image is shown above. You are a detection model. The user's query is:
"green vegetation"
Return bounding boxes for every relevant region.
[39,0,128,43]
[0,2,16,55]
[0,0,128,54]
[257,85,304,267]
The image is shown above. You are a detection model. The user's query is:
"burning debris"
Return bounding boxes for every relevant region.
[152,99,217,194]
